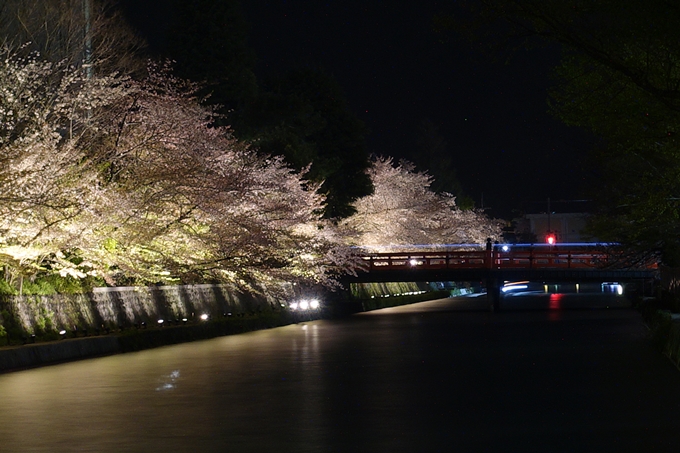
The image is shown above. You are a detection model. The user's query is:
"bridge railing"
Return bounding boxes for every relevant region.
[361,249,612,271]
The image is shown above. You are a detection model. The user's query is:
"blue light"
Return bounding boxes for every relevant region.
[502,285,528,293]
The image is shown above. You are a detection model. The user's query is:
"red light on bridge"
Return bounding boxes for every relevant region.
[546,234,556,245]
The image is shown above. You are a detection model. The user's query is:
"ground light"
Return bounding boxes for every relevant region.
[289,299,321,311]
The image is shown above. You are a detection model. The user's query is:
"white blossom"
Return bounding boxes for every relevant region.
[341,156,502,251]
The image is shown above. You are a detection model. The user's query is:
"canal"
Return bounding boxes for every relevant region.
[0,292,679,452]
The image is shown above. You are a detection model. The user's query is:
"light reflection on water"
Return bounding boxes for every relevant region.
[0,292,667,453]
[156,370,180,391]
[0,322,338,453]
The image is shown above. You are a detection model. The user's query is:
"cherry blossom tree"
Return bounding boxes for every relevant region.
[72,63,360,289]
[4,49,503,292]
[0,52,359,291]
[0,46,128,284]
[341,156,501,250]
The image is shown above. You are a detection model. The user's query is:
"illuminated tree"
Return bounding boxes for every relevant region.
[74,63,360,289]
[239,68,374,219]
[0,51,359,290]
[341,156,501,249]
[0,46,127,284]
[122,1,374,220]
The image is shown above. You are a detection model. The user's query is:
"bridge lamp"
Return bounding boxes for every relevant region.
[501,245,510,252]
[546,234,556,245]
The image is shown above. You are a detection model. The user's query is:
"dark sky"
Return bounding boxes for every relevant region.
[122,0,593,219]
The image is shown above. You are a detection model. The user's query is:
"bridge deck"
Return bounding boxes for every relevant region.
[364,249,610,270]
[348,248,656,283]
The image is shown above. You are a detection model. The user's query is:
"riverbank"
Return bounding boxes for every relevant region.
[0,310,312,373]
[0,290,449,373]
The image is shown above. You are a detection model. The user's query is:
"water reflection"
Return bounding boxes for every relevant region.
[501,289,629,311]
[0,323,341,453]
[156,370,181,391]
[0,293,671,453]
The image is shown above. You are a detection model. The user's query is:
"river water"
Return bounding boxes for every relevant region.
[1,292,679,452]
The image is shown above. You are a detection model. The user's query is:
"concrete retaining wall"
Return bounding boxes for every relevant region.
[0,310,311,373]
[0,282,448,373]
[0,284,289,337]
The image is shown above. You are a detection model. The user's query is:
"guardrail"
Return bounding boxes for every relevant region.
[362,249,611,271]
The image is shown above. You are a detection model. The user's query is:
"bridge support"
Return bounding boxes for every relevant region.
[486,277,502,312]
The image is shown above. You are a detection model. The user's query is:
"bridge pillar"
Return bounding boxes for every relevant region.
[486,277,502,312]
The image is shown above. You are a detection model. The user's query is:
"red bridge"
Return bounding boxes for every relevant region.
[345,244,657,310]
[343,244,657,311]
[347,244,656,285]
[363,247,612,271]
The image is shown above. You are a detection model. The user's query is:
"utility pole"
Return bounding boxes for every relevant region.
[82,0,92,80]
[82,0,93,125]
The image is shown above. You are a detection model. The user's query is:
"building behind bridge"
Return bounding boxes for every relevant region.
[508,212,597,244]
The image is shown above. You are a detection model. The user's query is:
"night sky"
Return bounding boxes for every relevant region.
[123,0,593,219]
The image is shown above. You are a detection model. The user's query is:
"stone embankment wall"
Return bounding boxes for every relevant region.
[0,284,287,338]
[0,310,306,373]
[0,282,447,373]
[0,284,300,373]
